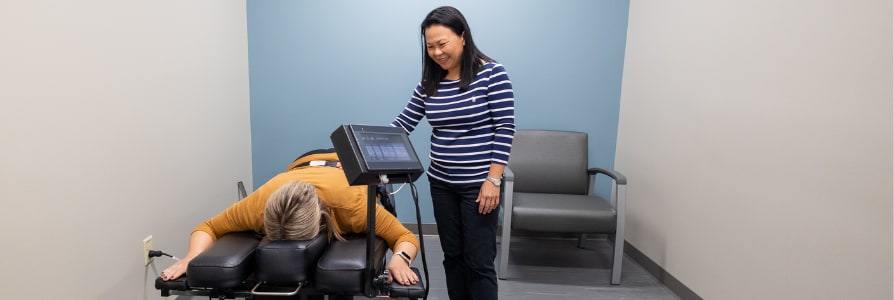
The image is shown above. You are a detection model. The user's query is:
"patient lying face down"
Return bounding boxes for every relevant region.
[159,149,420,286]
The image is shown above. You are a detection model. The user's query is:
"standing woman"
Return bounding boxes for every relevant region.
[390,6,515,300]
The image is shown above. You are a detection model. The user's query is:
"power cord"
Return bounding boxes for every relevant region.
[148,250,181,261]
[388,182,408,195]
[408,176,430,299]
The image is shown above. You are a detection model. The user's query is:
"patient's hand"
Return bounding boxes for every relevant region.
[160,259,189,281]
[387,258,418,286]
[160,230,213,281]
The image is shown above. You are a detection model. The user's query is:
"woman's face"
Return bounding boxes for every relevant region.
[424,24,464,79]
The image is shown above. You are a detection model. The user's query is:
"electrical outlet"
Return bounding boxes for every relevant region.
[143,235,153,266]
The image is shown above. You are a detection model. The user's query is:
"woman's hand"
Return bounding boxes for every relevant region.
[159,231,214,281]
[387,257,419,286]
[477,181,501,214]
[160,259,189,281]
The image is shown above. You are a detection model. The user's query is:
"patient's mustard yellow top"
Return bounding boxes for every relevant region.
[193,152,419,250]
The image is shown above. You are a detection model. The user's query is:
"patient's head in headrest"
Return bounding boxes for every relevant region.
[264,181,343,241]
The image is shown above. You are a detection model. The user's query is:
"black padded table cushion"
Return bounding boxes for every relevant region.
[388,267,427,299]
[255,233,329,284]
[155,276,188,291]
[315,234,387,294]
[186,231,262,288]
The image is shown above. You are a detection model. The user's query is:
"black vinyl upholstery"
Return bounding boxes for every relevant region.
[255,233,329,284]
[315,234,387,294]
[154,276,188,292]
[388,268,427,299]
[186,231,261,288]
[155,231,427,299]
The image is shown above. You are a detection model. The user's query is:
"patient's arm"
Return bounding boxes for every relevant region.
[160,186,264,281]
[387,241,419,286]
[370,203,421,286]
[160,231,214,281]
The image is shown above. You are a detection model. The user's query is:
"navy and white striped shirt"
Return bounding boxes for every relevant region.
[391,62,515,184]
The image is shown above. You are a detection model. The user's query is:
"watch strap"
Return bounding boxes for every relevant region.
[395,251,412,265]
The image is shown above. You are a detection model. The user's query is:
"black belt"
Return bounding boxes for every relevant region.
[295,160,339,168]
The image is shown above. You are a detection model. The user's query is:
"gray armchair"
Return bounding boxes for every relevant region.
[497,129,627,284]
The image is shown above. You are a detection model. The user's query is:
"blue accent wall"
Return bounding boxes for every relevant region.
[247,1,629,223]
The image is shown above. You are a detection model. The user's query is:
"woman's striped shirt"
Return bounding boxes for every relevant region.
[391,62,515,185]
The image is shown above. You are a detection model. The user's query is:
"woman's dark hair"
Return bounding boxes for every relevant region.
[420,6,493,97]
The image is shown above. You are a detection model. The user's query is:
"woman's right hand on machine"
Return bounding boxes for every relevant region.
[387,258,419,286]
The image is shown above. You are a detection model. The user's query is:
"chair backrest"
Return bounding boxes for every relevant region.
[508,130,589,195]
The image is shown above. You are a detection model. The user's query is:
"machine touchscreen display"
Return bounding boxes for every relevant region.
[357,132,414,163]
[331,124,424,185]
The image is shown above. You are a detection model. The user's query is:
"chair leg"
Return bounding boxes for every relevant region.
[611,184,627,285]
[498,227,511,280]
[611,233,623,285]
[498,181,514,280]
[498,203,513,280]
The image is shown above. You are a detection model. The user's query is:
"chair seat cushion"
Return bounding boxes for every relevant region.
[512,192,616,233]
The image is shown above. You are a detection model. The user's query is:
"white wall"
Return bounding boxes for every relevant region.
[0,1,251,299]
[617,1,892,299]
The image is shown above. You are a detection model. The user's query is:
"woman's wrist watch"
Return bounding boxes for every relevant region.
[486,177,502,187]
[394,251,412,265]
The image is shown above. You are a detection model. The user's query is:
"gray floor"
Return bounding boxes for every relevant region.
[408,235,679,300]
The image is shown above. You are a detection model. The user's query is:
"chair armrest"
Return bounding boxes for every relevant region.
[588,168,627,185]
[503,167,515,182]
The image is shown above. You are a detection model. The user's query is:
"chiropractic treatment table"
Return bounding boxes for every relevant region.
[156,125,428,299]
[154,231,426,299]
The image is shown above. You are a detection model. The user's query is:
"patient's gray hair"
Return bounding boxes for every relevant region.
[264,181,344,241]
